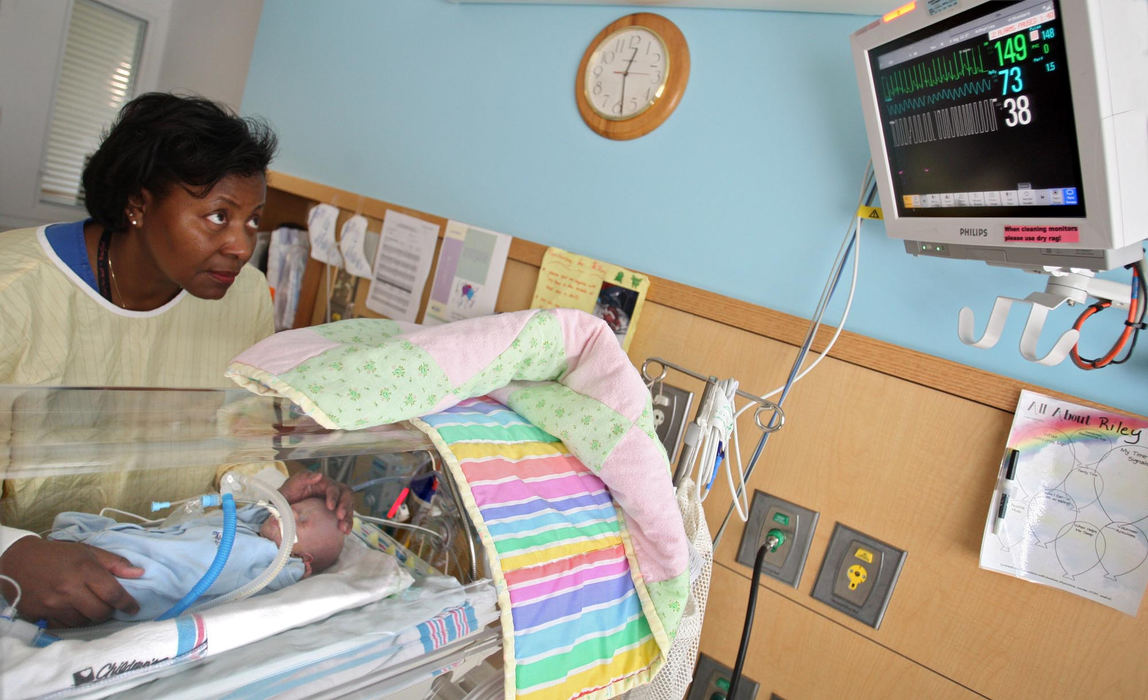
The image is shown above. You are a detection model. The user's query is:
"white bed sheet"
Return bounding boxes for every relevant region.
[111,576,499,700]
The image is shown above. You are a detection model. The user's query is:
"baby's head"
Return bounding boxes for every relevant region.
[259,497,345,577]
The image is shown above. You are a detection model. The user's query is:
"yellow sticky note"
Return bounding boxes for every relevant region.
[530,247,649,352]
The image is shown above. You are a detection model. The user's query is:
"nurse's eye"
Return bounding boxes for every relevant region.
[206,211,227,225]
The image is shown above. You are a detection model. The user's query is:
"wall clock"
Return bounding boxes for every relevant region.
[575,13,690,140]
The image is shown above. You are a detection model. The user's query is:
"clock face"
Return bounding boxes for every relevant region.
[583,27,669,121]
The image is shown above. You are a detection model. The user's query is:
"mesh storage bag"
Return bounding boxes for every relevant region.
[625,478,712,700]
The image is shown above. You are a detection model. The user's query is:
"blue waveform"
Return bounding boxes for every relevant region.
[884,77,997,117]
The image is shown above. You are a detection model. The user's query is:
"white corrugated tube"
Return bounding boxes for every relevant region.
[194,472,297,611]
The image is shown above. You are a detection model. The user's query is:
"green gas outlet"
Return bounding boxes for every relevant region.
[687,654,758,700]
[736,491,818,588]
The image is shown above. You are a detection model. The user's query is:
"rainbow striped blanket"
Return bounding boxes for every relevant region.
[418,397,660,697]
[226,309,689,698]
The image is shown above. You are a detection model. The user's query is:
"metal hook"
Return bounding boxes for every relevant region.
[754,403,785,433]
[645,356,787,421]
[957,293,1080,366]
[641,357,669,386]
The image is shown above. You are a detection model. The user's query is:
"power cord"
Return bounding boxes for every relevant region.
[1070,257,1145,369]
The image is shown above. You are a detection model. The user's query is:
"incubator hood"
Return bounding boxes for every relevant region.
[0,385,432,479]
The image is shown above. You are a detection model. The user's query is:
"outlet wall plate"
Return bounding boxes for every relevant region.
[687,653,759,700]
[736,490,819,588]
[811,522,907,629]
[650,382,693,463]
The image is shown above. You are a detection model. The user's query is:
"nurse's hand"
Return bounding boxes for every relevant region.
[0,537,143,628]
[279,470,354,534]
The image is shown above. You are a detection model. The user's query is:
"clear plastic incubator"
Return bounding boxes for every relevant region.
[0,385,501,700]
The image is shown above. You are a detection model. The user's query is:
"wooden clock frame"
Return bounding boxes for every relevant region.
[575,13,690,141]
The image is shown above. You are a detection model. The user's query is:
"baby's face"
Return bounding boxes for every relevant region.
[259,497,345,576]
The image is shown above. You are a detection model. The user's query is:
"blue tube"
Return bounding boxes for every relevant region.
[156,492,237,621]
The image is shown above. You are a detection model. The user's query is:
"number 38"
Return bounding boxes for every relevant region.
[1003,95,1032,126]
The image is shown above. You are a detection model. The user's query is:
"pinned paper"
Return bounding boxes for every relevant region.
[339,215,374,278]
[366,210,440,322]
[530,247,649,351]
[423,220,510,326]
[307,203,342,267]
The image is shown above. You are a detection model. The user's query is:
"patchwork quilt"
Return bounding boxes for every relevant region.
[225,309,689,697]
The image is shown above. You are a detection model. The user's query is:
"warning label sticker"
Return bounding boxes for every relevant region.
[1002,225,1080,244]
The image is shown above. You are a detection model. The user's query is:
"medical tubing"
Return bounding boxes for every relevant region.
[0,573,22,611]
[727,540,770,700]
[197,474,296,610]
[715,165,871,545]
[156,492,237,621]
[745,228,856,471]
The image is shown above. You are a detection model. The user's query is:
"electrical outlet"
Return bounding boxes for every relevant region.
[687,653,758,700]
[736,491,818,588]
[650,382,694,463]
[811,523,907,629]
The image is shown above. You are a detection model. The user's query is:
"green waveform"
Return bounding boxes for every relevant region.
[879,45,988,101]
[885,77,996,117]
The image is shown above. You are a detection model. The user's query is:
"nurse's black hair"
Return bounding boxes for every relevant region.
[81,92,278,232]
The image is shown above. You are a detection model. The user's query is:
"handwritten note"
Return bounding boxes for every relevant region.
[530,247,649,352]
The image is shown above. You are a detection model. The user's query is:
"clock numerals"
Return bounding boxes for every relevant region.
[586,27,667,120]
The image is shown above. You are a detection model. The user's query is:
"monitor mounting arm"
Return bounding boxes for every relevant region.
[957,269,1133,366]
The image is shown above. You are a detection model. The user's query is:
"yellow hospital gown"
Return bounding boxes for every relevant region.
[0,225,278,532]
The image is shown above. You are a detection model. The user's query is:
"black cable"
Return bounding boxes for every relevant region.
[727,540,770,699]
[1110,327,1140,365]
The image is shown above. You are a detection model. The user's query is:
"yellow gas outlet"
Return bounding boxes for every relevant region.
[812,523,907,629]
[831,539,882,607]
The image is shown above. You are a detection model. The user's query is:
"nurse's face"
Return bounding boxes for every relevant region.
[137,172,266,300]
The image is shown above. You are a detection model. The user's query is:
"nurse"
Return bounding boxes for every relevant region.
[0,92,353,626]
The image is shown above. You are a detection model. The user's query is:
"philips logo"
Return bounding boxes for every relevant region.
[959,227,989,237]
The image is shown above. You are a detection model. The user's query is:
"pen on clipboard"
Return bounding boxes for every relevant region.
[992,448,1020,534]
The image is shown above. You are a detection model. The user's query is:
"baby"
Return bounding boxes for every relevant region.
[48,497,345,621]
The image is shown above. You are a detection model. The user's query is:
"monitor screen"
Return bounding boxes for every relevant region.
[871,0,1084,221]
[851,0,1148,271]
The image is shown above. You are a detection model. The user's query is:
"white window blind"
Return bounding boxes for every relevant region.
[39,0,146,207]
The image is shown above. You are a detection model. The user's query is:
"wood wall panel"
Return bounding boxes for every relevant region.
[702,567,980,699]
[265,172,1148,700]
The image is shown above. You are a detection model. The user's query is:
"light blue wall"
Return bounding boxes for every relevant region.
[242,1,1146,416]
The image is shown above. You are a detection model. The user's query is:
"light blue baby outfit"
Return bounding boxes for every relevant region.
[50,506,305,621]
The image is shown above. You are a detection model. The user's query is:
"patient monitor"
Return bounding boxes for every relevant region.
[851,0,1148,364]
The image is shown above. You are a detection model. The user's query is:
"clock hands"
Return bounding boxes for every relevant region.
[619,47,638,115]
